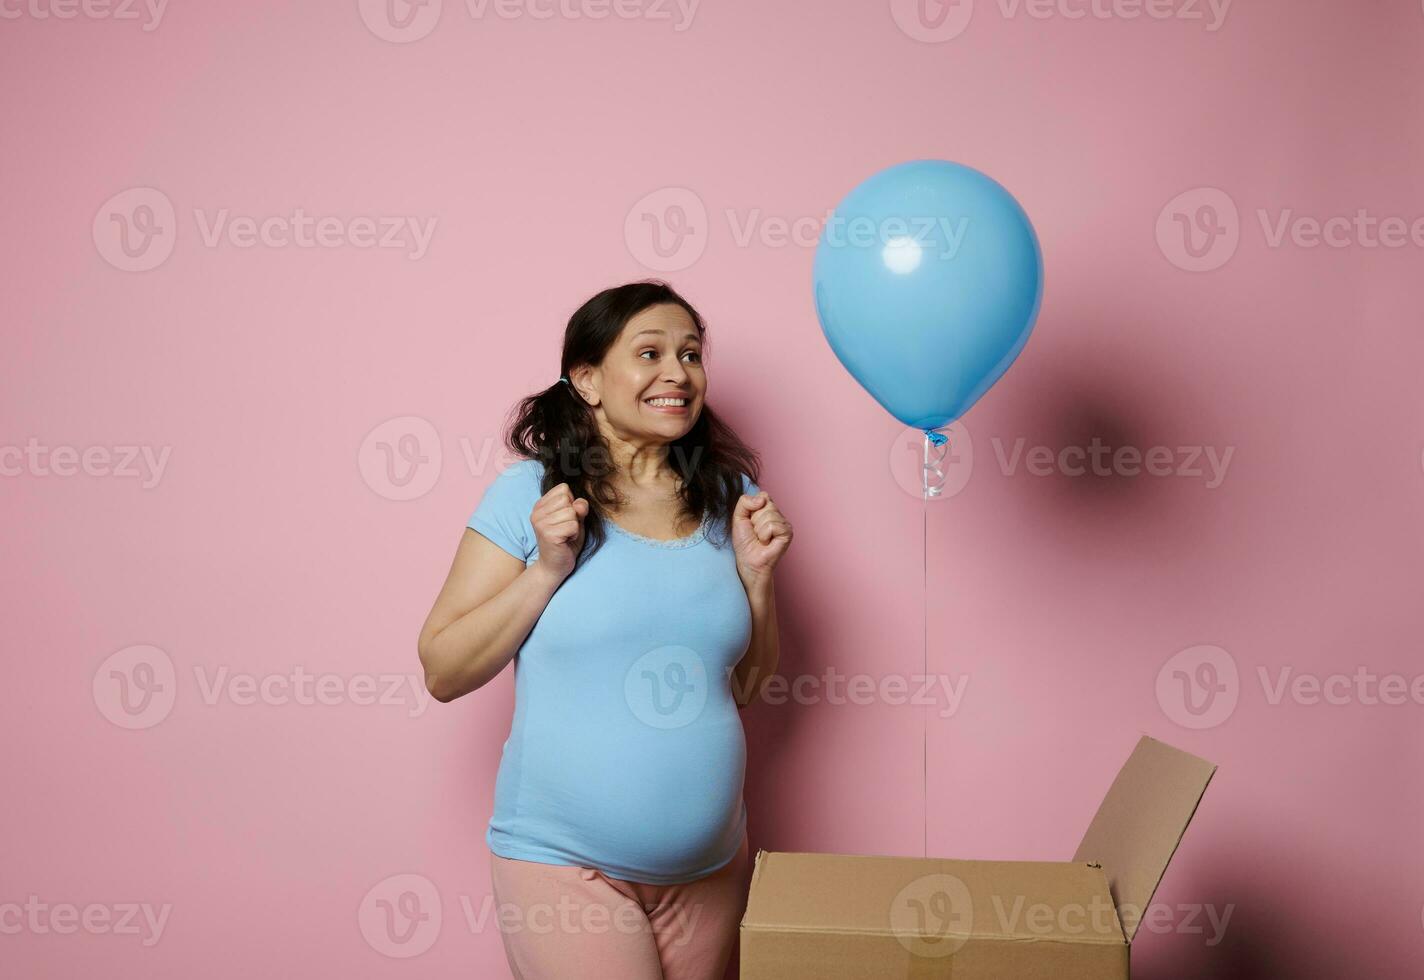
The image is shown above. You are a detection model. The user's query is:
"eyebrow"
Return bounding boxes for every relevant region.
[631,328,701,344]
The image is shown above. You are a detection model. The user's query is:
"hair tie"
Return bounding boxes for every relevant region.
[559,376,570,386]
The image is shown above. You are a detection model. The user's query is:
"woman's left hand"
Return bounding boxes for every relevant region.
[733,490,792,588]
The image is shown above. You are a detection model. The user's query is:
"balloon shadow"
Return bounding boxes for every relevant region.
[976,333,1231,558]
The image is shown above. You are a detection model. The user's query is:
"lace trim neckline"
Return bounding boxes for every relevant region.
[605,512,711,549]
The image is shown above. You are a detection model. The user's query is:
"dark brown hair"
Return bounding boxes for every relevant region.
[503,279,760,565]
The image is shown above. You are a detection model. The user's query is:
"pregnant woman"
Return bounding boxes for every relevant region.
[418,280,792,980]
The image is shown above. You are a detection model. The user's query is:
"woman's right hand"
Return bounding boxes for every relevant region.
[530,482,589,583]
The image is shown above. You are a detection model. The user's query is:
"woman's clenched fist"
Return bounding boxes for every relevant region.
[530,482,589,582]
[732,490,792,589]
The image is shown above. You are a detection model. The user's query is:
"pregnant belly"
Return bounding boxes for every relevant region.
[529,702,747,873]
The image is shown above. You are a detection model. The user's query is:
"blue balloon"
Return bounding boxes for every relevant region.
[813,160,1043,439]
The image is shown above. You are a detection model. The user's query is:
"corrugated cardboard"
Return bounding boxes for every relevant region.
[740,735,1216,979]
[1071,734,1218,943]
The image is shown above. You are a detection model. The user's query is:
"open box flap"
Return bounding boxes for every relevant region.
[1071,735,1217,943]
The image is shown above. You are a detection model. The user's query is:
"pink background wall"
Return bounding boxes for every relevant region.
[4,1,1422,976]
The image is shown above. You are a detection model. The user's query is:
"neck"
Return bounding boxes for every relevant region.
[600,423,675,489]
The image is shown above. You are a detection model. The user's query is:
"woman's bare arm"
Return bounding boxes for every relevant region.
[732,576,780,709]
[418,481,588,703]
[417,531,564,703]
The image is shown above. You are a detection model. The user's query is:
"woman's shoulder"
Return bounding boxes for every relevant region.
[492,456,546,486]
[479,457,546,507]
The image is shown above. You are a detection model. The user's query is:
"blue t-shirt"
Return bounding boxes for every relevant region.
[466,457,760,884]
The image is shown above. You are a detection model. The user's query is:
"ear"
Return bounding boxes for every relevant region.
[568,365,598,406]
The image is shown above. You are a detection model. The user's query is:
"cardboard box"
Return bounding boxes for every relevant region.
[740,735,1216,979]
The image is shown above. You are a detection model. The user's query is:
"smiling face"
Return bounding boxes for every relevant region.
[571,302,706,454]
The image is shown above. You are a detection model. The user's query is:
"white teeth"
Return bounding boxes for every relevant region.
[646,398,687,407]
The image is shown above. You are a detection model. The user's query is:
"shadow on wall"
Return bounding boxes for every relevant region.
[1132,859,1361,980]
[1042,381,1165,509]
[984,327,1233,563]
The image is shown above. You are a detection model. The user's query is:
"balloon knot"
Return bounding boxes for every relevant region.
[925,430,948,447]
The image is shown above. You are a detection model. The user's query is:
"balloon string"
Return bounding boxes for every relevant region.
[919,427,948,859]
[921,432,930,860]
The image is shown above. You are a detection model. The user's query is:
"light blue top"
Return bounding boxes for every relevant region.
[466,457,759,884]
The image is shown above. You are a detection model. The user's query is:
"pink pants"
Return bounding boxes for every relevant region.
[488,830,750,980]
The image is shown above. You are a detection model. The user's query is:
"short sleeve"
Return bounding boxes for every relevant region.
[741,471,761,497]
[467,459,542,563]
